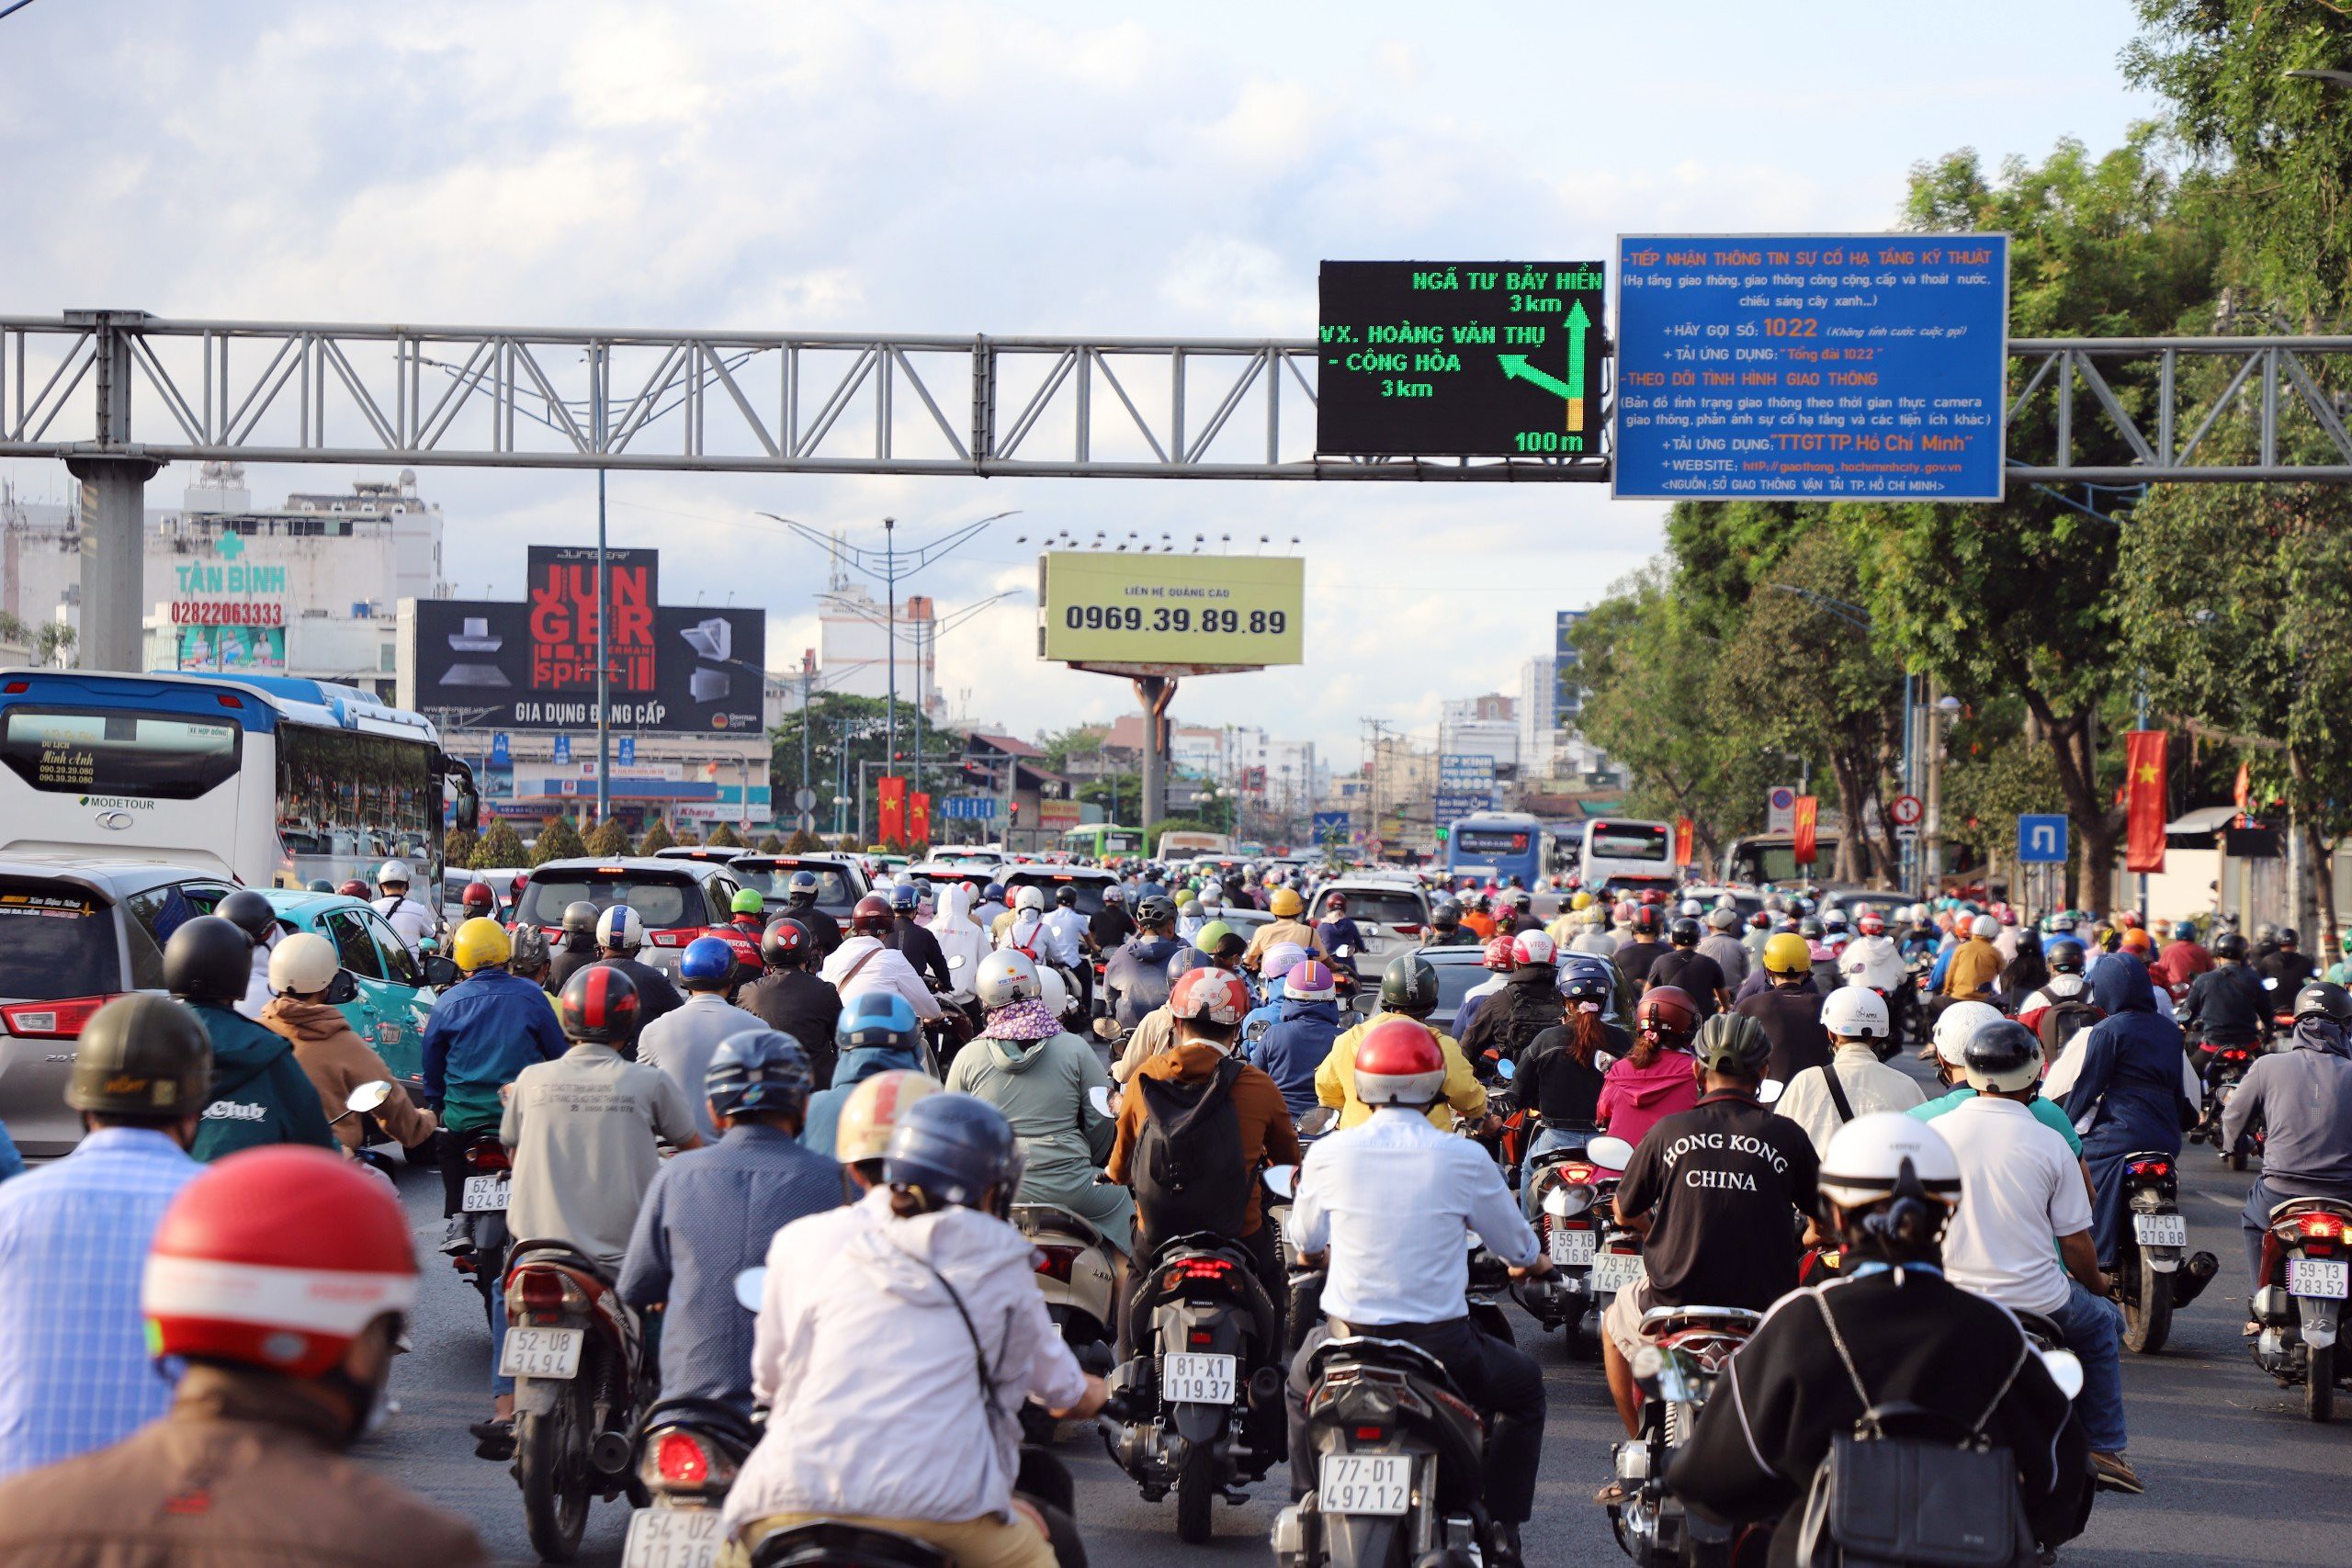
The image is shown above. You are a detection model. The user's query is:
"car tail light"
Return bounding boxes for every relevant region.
[655,1430,710,1485]
[1034,1245,1081,1281]
[649,929,696,948]
[214,693,243,708]
[2127,1158,2173,1178]
[1,996,108,1038]
[2299,1213,2349,1239]
[1393,923,1421,936]
[1,679,25,694]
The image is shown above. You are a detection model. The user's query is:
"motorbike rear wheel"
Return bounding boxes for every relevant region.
[2226,1144,2248,1172]
[518,1374,592,1562]
[2308,1343,2335,1424]
[1174,1442,1217,1544]
[2120,1246,2173,1355]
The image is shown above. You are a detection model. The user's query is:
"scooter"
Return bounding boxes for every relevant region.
[452,1126,514,1327]
[503,1240,649,1562]
[1603,1303,1763,1568]
[2189,1041,2261,1170]
[2114,1149,2217,1354]
[1513,1132,1614,1359]
[1014,1201,1121,1440]
[2251,1194,2352,1422]
[627,1395,757,1568]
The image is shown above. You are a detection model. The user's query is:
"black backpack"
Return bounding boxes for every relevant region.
[1132,1055,1250,1247]
[2033,996,2102,1058]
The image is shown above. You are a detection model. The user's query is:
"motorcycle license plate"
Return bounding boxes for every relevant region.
[462,1176,510,1213]
[2289,1258,2351,1300]
[1549,1227,1597,1266]
[2132,1214,2187,1248]
[623,1506,725,1568]
[1592,1251,1647,1295]
[1162,1352,1237,1404]
[1318,1454,1411,1516]
[499,1325,583,1379]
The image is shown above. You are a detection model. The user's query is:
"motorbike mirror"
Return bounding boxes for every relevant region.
[346,1080,393,1114]
[1495,1057,1516,1080]
[950,953,967,971]
[1088,1086,1114,1118]
[1336,944,1354,958]
[2039,1348,2085,1401]
[1263,1165,1298,1199]
[1588,1134,1636,1168]
[1758,1077,1785,1106]
[2263,976,2280,990]
[733,1268,768,1312]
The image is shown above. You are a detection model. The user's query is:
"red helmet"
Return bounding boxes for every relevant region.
[1858,912,1887,936]
[337,880,368,899]
[2113,909,2142,931]
[851,894,894,936]
[1640,889,1668,907]
[144,1146,416,1379]
[1353,1017,1446,1107]
[559,964,641,1044]
[1630,905,1663,933]
[1635,985,1701,1049]
[1511,931,1557,967]
[1481,934,1518,972]
[460,882,495,914]
[1169,966,1251,1028]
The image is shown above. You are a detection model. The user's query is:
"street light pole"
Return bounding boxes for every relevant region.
[884,517,897,778]
[593,344,610,827]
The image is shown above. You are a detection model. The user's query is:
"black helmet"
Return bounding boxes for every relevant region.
[67,994,211,1118]
[2280,926,2302,948]
[883,1092,1024,1214]
[1692,1012,1770,1077]
[2045,938,2085,974]
[1055,884,1079,908]
[215,889,278,945]
[1668,917,1702,947]
[1961,1019,2042,1092]
[761,915,816,966]
[1431,898,1462,930]
[2293,981,2352,1025]
[560,900,599,934]
[705,1030,815,1121]
[1798,917,1826,940]
[1136,894,1177,928]
[164,916,258,1005]
[558,964,641,1045]
[1379,954,1441,1020]
[2213,931,2249,962]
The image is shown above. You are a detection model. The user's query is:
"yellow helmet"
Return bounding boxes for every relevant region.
[1761,931,1813,976]
[1270,887,1304,918]
[836,1069,944,1164]
[451,917,512,973]
[1571,891,1595,911]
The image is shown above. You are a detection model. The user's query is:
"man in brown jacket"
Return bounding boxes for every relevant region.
[260,932,439,1155]
[0,1145,487,1568]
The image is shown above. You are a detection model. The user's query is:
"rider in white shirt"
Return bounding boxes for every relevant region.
[1773,986,1924,1156]
[821,897,944,1022]
[372,859,438,956]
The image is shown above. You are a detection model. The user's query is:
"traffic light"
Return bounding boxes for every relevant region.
[1435,825,1450,844]
[1009,801,1022,826]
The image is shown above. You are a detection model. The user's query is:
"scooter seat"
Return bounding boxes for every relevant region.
[1012,1203,1108,1250]
[746,1520,953,1568]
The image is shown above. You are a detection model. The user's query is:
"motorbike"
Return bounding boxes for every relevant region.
[452,1127,514,1326]
[503,1240,650,1562]
[2115,1149,2218,1354]
[626,1394,757,1568]
[1512,1132,1614,1359]
[2188,1040,2261,1170]
[1102,1231,1285,1542]
[2250,1194,2352,1422]
[1604,1303,1763,1568]
[1014,1201,1121,1440]
[1271,1333,1494,1568]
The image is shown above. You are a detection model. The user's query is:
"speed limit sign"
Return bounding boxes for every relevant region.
[1890,794,1925,828]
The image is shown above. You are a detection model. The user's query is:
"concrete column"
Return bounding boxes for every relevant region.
[1135,674,1176,831]
[64,455,161,671]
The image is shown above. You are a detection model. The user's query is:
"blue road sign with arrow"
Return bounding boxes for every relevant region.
[2017,814,2069,864]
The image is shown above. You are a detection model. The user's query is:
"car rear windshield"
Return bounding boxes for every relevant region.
[1590,824,1671,861]
[1010,875,1108,915]
[0,882,123,1000]
[0,706,243,800]
[1333,889,1427,928]
[515,872,698,931]
[732,861,855,906]
[1430,959,1487,1017]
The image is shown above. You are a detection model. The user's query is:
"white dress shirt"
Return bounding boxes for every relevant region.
[1289,1105,1539,1326]
[1773,1043,1925,1155]
[1040,907,1090,968]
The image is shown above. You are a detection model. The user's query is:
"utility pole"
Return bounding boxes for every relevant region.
[593,344,610,827]
[1923,678,1945,895]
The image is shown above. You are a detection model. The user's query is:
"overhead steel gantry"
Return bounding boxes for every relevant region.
[6,310,2352,666]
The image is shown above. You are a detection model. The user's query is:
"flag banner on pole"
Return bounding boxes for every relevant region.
[2125,731,2166,874]
[1792,795,1819,866]
[877,775,907,847]
[1674,817,1694,869]
[909,791,931,846]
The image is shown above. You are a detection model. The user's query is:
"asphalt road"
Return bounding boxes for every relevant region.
[369,1103,2352,1568]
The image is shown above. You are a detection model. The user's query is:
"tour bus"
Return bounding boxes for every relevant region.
[1444,811,1558,888]
[1059,822,1147,861]
[1577,817,1679,894]
[1155,828,1233,862]
[0,670,479,890]
[1720,829,1842,887]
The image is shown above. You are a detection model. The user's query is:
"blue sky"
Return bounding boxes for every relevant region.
[0,0,2158,761]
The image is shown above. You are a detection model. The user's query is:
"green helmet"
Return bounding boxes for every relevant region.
[1379,953,1441,1020]
[731,888,766,916]
[67,994,212,1118]
[1196,919,1241,958]
[1693,1012,1771,1078]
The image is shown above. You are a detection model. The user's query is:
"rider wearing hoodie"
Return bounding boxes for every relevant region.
[258,933,439,1155]
[2056,954,2192,1268]
[803,994,930,1159]
[1593,987,1702,1169]
[2222,982,2352,1294]
[164,918,338,1162]
[946,952,1130,1251]
[1248,960,1341,1118]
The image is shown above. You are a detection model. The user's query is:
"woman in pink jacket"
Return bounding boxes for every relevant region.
[1594,985,1702,1170]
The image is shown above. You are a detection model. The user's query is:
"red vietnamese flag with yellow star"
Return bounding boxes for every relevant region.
[2125,730,2167,874]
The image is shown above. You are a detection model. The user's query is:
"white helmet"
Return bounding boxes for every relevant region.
[267,931,342,996]
[1970,913,2000,941]
[1705,905,1737,930]
[596,904,644,952]
[1679,898,1703,917]
[1014,885,1047,913]
[1931,999,2004,1066]
[1035,963,1070,1021]
[377,859,413,888]
[1822,907,1849,930]
[1262,942,1309,980]
[977,949,1043,1010]
[1819,984,1889,1042]
[1816,1112,1962,1214]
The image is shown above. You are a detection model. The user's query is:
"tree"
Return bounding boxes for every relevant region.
[2127,2,2352,323]
[636,818,677,855]
[770,693,936,845]
[443,827,481,870]
[705,821,742,849]
[757,832,786,853]
[584,817,632,857]
[834,834,862,854]
[1039,723,1113,774]
[533,814,586,864]
[785,829,820,852]
[471,818,526,869]
[1847,133,2222,908]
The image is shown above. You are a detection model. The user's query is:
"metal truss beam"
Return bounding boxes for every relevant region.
[5,313,2351,485]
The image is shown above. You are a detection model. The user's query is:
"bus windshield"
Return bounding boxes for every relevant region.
[275,725,437,888]
[0,707,242,800]
[1589,823,1670,862]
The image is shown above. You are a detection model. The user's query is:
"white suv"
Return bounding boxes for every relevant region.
[1311,877,1436,967]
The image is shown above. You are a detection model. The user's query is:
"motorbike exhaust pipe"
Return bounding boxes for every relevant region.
[1248,1366,1284,1411]
[2172,1250,2219,1307]
[591,1430,635,1475]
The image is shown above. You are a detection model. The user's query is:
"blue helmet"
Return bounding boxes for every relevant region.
[679,935,737,988]
[982,882,1007,905]
[1166,946,1213,983]
[837,989,921,1053]
[888,883,922,912]
[704,1030,814,1121]
[883,1093,1023,1213]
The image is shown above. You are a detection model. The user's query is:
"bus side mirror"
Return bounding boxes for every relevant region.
[455,785,481,834]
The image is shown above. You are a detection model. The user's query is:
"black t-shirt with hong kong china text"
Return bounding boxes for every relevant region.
[1616,1089,1820,1314]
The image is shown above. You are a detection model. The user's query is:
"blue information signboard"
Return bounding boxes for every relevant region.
[1311,810,1352,843]
[1614,234,2008,502]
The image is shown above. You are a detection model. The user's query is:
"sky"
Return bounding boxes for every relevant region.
[0,0,2160,766]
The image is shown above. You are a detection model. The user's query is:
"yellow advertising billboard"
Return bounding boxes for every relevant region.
[1038,552,1305,667]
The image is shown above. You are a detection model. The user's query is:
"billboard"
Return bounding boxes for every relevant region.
[1038,553,1304,667]
[407,547,763,734]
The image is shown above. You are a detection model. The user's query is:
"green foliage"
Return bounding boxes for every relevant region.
[1039,723,1113,773]
[784,829,820,852]
[834,834,862,854]
[471,818,526,870]
[757,832,786,853]
[771,694,939,843]
[636,818,677,855]
[442,828,481,870]
[584,817,632,857]
[705,821,742,849]
[532,815,587,864]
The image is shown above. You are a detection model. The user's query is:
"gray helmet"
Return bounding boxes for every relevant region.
[164,916,257,1005]
[1136,895,1178,928]
[883,1093,1024,1213]
[1693,1012,1771,1077]
[786,871,821,902]
[1167,947,1213,983]
[507,924,550,972]
[705,1030,815,1121]
[67,993,211,1117]
[560,900,599,934]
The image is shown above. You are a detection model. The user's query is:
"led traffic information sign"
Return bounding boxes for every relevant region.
[1317,262,1607,457]
[1613,233,2009,502]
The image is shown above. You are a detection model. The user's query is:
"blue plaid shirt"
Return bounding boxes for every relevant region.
[0,1128,201,1478]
